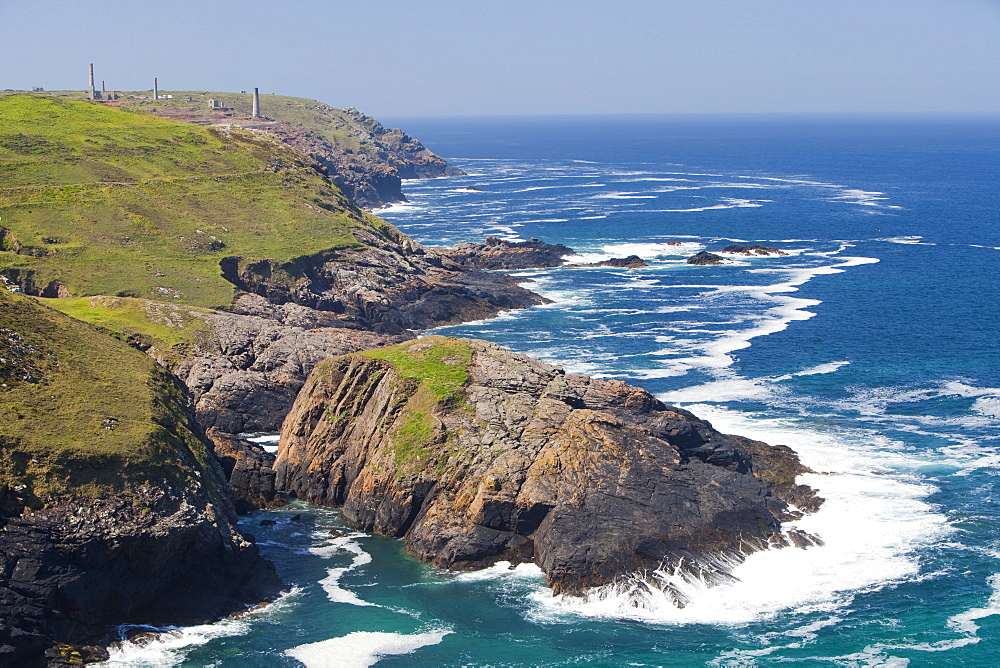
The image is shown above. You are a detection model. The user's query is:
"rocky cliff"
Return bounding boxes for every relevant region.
[275,336,822,601]
[134,93,464,209]
[435,236,574,270]
[219,225,548,335]
[0,290,281,664]
[267,107,464,209]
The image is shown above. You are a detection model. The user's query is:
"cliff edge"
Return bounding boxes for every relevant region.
[0,289,281,665]
[275,336,822,602]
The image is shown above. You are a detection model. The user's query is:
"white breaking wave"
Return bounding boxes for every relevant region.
[529,406,950,626]
[96,589,301,666]
[563,241,703,264]
[653,198,770,212]
[377,200,423,214]
[512,183,606,193]
[831,188,903,209]
[834,380,1000,418]
[245,432,280,453]
[286,628,452,668]
[592,191,660,199]
[778,360,852,379]
[649,256,879,377]
[451,560,546,583]
[785,572,1000,662]
[314,534,377,606]
[877,235,933,245]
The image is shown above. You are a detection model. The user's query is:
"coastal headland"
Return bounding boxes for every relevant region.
[0,91,821,663]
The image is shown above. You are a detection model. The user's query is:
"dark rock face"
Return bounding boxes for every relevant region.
[220,228,548,335]
[275,337,822,600]
[566,255,648,269]
[687,251,726,265]
[721,244,788,257]
[0,485,281,667]
[208,429,282,513]
[267,109,464,209]
[436,237,575,270]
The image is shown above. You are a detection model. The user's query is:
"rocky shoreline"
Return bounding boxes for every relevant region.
[0,96,823,663]
[274,337,822,600]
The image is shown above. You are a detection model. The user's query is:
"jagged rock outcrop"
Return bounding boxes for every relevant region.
[165,295,407,435]
[275,336,822,600]
[220,227,549,335]
[208,429,281,513]
[721,243,788,257]
[687,251,726,265]
[436,237,575,270]
[566,255,648,269]
[0,486,280,667]
[250,110,464,209]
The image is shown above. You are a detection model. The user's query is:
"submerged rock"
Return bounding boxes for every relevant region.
[721,243,788,257]
[566,255,648,269]
[275,336,822,598]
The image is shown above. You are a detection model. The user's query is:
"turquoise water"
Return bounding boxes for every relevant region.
[101,116,1000,666]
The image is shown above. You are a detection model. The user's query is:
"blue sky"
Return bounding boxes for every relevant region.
[3,0,999,116]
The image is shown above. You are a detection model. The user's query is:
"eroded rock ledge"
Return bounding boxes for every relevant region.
[274,336,822,598]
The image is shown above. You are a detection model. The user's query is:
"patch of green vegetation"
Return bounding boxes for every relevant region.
[393,408,436,469]
[362,337,473,474]
[0,95,380,308]
[0,289,221,504]
[123,90,398,159]
[43,296,211,362]
[363,336,472,404]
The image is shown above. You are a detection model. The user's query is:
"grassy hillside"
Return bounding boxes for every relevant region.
[8,89,415,162]
[149,91,383,152]
[0,95,382,308]
[0,90,444,178]
[0,288,219,504]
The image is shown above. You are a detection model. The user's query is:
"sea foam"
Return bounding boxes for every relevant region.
[286,629,451,668]
[528,405,950,626]
[312,534,377,606]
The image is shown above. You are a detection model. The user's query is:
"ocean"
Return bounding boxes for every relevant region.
[99,115,1000,666]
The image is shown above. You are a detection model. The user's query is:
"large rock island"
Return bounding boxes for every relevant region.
[275,336,822,601]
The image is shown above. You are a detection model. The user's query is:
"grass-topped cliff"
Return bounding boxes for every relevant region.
[276,336,823,597]
[0,94,387,307]
[2,88,461,207]
[0,288,220,505]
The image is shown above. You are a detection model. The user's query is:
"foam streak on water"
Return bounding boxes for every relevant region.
[285,629,451,668]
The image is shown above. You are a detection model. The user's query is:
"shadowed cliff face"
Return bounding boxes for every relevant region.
[0,290,281,665]
[275,337,822,599]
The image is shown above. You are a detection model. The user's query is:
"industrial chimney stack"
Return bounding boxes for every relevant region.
[252,87,261,118]
[88,64,95,100]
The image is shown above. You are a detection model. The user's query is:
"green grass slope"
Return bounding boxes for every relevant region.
[0,288,219,504]
[3,89,437,171]
[0,95,381,307]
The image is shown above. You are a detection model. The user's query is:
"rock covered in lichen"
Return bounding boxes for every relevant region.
[275,336,822,598]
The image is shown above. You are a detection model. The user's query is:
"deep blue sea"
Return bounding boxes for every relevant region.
[100,115,1000,666]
